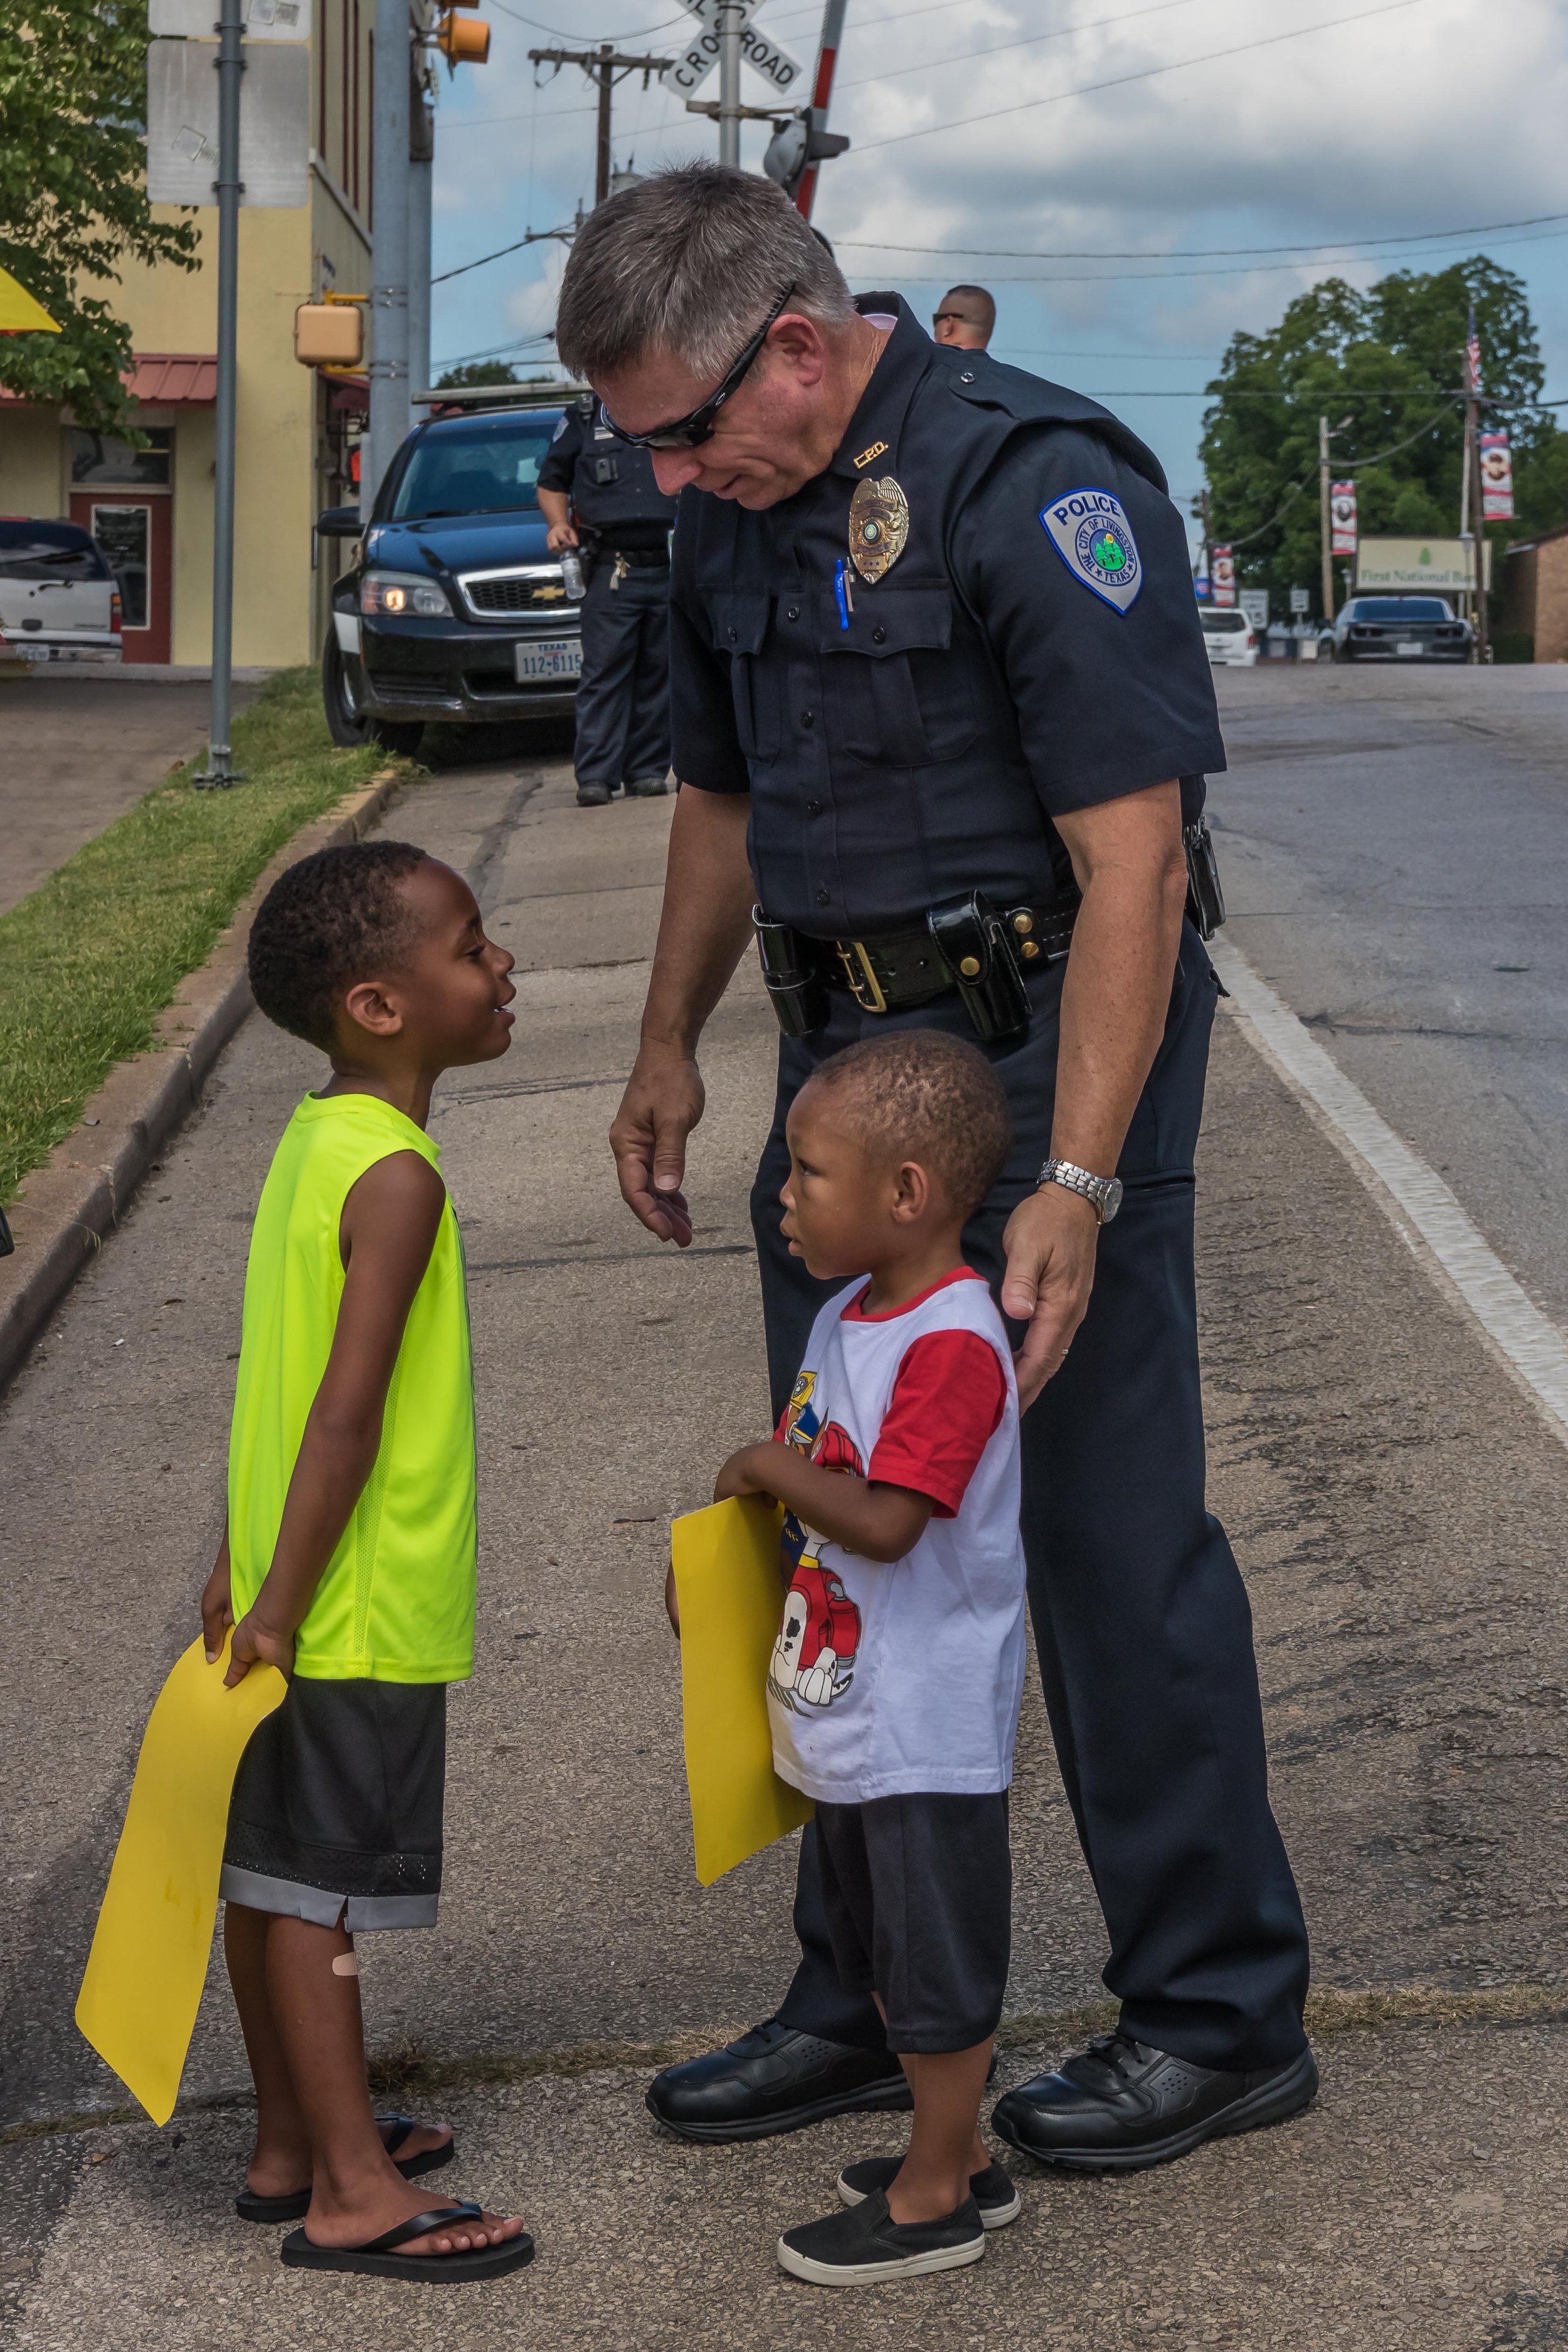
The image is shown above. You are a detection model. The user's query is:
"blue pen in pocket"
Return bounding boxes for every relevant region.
[833,558,852,632]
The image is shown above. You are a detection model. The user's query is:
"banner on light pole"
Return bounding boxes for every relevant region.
[1480,430,1514,521]
[1330,482,1357,556]
[1210,546,1235,607]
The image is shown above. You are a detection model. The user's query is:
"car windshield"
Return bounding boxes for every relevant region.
[1348,598,1452,621]
[389,418,558,519]
[1202,610,1249,632]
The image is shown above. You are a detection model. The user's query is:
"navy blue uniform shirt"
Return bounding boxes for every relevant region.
[538,400,679,554]
[669,294,1225,936]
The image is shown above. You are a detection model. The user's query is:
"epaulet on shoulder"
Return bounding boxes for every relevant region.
[942,353,1170,497]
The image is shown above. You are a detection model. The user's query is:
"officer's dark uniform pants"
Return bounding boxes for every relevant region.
[573,561,671,792]
[753,924,1311,2074]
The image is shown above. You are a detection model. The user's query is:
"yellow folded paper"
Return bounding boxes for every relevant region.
[76,1634,285,2126]
[671,1495,813,1887]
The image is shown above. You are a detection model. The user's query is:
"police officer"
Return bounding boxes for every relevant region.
[556,166,1315,2171]
[932,282,995,351]
[537,395,679,808]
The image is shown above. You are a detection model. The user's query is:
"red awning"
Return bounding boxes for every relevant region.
[0,351,219,406]
[125,353,218,404]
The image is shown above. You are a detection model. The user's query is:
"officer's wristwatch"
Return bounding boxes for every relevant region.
[1037,1158,1123,1225]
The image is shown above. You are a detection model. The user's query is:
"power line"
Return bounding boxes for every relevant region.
[851,0,1430,156]
[834,208,1568,263]
[834,0,1210,91]
[864,223,1568,285]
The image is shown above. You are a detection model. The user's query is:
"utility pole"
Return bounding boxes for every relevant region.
[1469,408,1490,665]
[1200,484,1212,596]
[527,46,674,204]
[407,39,433,401]
[366,0,413,511]
[1318,413,1334,627]
[194,0,244,785]
[717,0,743,166]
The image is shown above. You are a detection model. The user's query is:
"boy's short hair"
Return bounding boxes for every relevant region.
[807,1029,1013,1217]
[248,840,428,1049]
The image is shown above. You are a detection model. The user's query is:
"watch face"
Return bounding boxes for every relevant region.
[1101,1177,1125,1223]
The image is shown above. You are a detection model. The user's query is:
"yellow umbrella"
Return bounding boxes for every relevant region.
[0,265,60,333]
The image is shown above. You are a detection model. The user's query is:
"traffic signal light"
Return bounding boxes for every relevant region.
[763,107,849,198]
[433,6,489,65]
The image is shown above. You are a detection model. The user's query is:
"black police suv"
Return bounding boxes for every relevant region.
[319,395,584,755]
[1318,595,1473,664]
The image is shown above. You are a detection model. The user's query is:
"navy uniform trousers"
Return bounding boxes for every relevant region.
[573,560,672,793]
[751,924,1311,2073]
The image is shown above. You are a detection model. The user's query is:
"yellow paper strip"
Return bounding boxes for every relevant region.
[75,1634,285,2126]
[672,1495,813,1888]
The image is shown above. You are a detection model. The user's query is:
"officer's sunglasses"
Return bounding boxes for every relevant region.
[600,281,797,450]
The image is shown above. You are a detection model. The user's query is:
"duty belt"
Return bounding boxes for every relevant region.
[754,888,1079,1046]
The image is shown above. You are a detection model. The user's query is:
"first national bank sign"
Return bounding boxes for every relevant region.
[1356,538,1490,592]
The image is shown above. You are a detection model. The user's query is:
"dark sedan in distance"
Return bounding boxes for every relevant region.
[318,391,585,756]
[1318,595,1472,664]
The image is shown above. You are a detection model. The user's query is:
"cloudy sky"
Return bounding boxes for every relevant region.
[428,0,1568,530]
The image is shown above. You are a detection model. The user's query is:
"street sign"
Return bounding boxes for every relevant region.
[1290,586,1310,614]
[149,0,310,37]
[1239,588,1269,629]
[674,0,757,25]
[147,39,309,204]
[1194,575,1209,600]
[665,13,802,98]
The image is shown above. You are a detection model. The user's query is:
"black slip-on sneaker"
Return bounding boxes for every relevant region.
[625,775,669,797]
[991,2033,1319,2172]
[645,2021,911,2144]
[576,785,613,807]
[838,2156,1020,2229]
[778,2187,985,2287]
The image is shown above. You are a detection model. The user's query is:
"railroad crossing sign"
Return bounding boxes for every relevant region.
[665,0,803,100]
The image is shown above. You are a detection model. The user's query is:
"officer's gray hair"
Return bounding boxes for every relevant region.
[555,162,857,384]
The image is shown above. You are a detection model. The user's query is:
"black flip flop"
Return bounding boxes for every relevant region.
[280,2201,535,2281]
[235,2115,456,2224]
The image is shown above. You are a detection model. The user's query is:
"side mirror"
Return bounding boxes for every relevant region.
[316,506,361,538]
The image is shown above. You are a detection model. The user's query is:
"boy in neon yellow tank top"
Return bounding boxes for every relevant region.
[196,839,533,2283]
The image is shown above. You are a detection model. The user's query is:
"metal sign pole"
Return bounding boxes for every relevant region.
[196,0,245,786]
[366,0,411,513]
[717,0,741,164]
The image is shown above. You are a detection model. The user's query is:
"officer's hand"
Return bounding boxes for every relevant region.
[1000,1184,1100,1410]
[610,1047,704,1246]
[545,521,580,553]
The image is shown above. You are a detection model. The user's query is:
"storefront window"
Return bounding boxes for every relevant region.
[70,429,172,487]
[92,506,151,628]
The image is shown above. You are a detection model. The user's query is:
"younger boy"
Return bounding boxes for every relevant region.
[199,839,534,2282]
[712,1029,1025,2287]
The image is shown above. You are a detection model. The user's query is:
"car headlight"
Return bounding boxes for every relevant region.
[361,569,452,618]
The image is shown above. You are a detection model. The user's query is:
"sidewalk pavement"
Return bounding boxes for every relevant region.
[3,750,1567,2350]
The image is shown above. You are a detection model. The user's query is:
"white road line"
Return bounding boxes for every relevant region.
[1210,935,1568,1445]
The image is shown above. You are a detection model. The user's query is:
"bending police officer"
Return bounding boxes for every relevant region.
[556,166,1315,2171]
[538,395,679,808]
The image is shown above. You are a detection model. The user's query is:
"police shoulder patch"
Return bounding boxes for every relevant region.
[1039,487,1142,615]
[551,416,568,442]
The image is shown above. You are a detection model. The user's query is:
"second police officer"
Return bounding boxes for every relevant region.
[537,391,681,808]
[556,165,1317,2176]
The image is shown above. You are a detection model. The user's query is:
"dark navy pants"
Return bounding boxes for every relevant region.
[753,924,1311,2072]
[573,561,671,791]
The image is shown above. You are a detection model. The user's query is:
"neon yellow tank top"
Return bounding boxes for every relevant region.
[227,1092,476,1683]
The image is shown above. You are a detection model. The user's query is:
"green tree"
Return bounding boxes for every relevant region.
[0,0,199,432]
[434,361,523,390]
[1199,257,1561,619]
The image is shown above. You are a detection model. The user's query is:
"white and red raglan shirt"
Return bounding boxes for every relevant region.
[766,1268,1027,1806]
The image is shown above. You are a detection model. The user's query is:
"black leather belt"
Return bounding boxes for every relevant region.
[600,545,669,568]
[755,889,1079,1043]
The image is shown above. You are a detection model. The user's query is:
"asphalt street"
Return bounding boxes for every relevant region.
[3,672,1567,2348]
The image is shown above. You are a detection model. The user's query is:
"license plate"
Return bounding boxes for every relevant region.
[516,638,581,682]
[1396,639,1423,656]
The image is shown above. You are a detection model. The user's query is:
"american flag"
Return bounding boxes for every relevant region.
[1466,305,1481,396]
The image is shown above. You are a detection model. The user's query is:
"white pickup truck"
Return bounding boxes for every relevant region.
[0,519,122,665]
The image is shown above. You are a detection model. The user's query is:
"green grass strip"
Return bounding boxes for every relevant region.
[0,667,415,1205]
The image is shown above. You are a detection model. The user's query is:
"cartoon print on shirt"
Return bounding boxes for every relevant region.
[769,1369,865,1713]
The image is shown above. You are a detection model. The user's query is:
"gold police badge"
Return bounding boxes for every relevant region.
[848,475,909,583]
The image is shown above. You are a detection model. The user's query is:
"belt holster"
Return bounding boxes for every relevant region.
[1182,817,1226,941]
[753,908,827,1038]
[927,891,1030,1044]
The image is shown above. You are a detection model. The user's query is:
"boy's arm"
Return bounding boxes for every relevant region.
[225,1152,446,1687]
[201,1525,235,1662]
[714,1444,933,1567]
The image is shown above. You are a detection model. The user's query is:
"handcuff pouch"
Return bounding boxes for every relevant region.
[754,908,828,1038]
[926,891,1030,1044]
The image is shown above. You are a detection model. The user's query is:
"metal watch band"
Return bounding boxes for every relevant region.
[1037,1157,1123,1224]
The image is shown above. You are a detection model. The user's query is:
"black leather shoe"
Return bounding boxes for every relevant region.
[991,2033,1318,2173]
[645,2021,912,2144]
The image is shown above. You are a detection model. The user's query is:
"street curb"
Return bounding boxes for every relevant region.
[0,765,405,1399]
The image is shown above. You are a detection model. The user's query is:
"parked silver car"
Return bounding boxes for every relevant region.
[0,519,122,665]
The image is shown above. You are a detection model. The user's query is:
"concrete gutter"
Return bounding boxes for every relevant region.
[0,766,402,1397]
